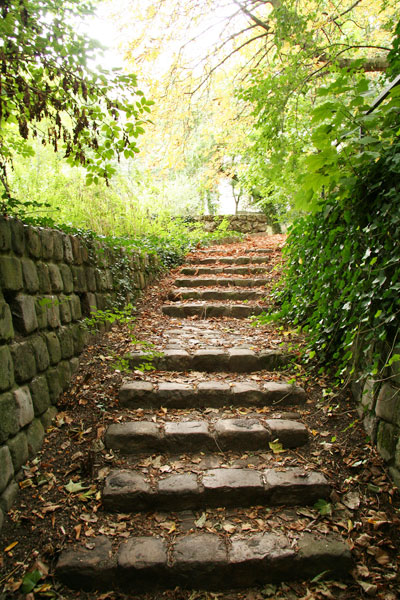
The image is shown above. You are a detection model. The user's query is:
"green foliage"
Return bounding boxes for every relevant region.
[0,0,153,193]
[256,135,400,380]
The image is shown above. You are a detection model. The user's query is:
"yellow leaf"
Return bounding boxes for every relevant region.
[4,541,18,552]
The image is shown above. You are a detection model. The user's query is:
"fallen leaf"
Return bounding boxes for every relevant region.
[195,513,207,528]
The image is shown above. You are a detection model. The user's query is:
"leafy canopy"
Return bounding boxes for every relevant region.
[0,0,153,192]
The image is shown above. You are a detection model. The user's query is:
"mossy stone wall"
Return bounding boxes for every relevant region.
[0,217,160,530]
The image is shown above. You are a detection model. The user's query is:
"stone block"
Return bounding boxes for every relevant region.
[0,256,23,291]
[52,230,64,261]
[158,349,191,371]
[202,468,265,506]
[377,421,397,462]
[48,263,64,292]
[46,296,61,328]
[228,533,294,587]
[0,392,18,442]
[0,299,14,342]
[172,534,228,588]
[21,258,39,292]
[157,473,200,509]
[0,479,18,512]
[46,367,62,403]
[295,533,353,578]
[262,382,306,405]
[118,537,168,587]
[40,229,54,259]
[58,327,75,359]
[0,445,14,493]
[231,382,262,404]
[105,422,162,453]
[192,349,229,371]
[375,383,400,426]
[59,264,74,293]
[29,375,51,415]
[13,386,34,428]
[69,294,82,320]
[56,536,116,591]
[71,323,86,354]
[164,421,213,451]
[214,419,270,450]
[264,468,329,505]
[27,418,45,455]
[37,262,52,293]
[0,346,14,391]
[45,331,62,364]
[58,360,72,391]
[10,219,25,254]
[0,218,11,250]
[156,383,194,408]
[7,431,28,471]
[41,406,58,430]
[63,235,74,263]
[95,269,109,291]
[228,349,259,372]
[197,381,231,404]
[265,419,308,448]
[71,266,87,292]
[102,470,152,512]
[85,267,97,292]
[30,335,50,371]
[70,236,83,264]
[35,297,48,329]
[10,293,38,334]
[25,226,41,258]
[70,357,80,374]
[119,382,154,407]
[59,295,72,324]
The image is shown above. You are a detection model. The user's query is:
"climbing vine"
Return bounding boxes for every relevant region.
[257,135,400,380]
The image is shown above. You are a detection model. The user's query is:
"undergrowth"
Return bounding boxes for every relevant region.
[255,136,400,383]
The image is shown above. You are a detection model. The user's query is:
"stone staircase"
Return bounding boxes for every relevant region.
[56,242,352,594]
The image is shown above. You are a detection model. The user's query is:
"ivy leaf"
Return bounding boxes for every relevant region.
[65,480,89,494]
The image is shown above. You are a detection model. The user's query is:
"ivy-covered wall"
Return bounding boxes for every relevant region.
[352,333,400,486]
[0,217,160,530]
[191,214,275,235]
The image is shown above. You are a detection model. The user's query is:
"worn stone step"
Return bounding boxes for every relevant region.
[162,303,265,318]
[187,256,271,265]
[56,531,352,592]
[180,266,269,275]
[105,418,308,454]
[102,467,330,512]
[174,277,269,288]
[169,288,266,301]
[119,380,305,408]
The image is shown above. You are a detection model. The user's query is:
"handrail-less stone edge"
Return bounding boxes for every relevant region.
[105,418,308,454]
[56,531,353,592]
[187,256,272,265]
[180,266,270,275]
[174,278,269,287]
[119,380,306,407]
[102,467,330,512]
[169,288,267,301]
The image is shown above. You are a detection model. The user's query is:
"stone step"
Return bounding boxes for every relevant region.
[102,467,330,512]
[56,531,352,592]
[180,266,269,275]
[169,288,266,301]
[187,256,271,265]
[197,247,274,254]
[162,303,265,319]
[174,277,269,288]
[105,418,308,454]
[119,380,305,408]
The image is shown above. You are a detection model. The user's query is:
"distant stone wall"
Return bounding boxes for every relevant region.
[193,214,275,235]
[352,333,400,486]
[0,217,160,530]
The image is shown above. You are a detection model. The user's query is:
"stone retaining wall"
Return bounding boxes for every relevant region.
[0,217,160,530]
[192,214,275,235]
[352,333,400,486]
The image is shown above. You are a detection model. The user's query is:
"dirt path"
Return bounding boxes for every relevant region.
[1,235,399,599]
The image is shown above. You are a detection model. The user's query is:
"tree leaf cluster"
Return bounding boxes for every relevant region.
[0,0,153,193]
